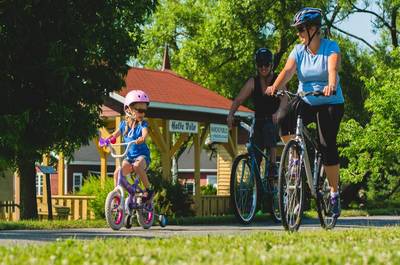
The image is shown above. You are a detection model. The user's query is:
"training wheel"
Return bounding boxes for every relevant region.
[159,215,168,227]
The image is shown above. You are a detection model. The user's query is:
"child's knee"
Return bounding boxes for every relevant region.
[130,163,138,171]
[121,163,132,175]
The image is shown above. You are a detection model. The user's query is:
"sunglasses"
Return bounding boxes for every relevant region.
[133,108,147,113]
[296,26,306,33]
[257,63,272,68]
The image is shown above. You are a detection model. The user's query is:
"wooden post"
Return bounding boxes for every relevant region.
[94,129,111,189]
[193,133,201,216]
[45,173,53,220]
[57,152,64,195]
[41,154,53,220]
[14,171,20,221]
[115,116,122,169]
[149,118,171,181]
[162,119,171,181]
[100,151,107,189]
[42,154,49,213]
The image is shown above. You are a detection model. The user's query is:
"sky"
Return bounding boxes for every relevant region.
[336,4,380,48]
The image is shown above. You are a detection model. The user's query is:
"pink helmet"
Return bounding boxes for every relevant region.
[124,90,150,108]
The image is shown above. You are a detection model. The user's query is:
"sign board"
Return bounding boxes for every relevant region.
[210,123,229,143]
[169,120,198,134]
[37,166,56,174]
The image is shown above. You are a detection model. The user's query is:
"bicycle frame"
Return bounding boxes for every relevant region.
[275,89,326,199]
[240,118,274,191]
[99,139,146,211]
[295,116,324,197]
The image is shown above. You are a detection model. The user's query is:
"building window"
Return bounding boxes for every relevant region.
[87,171,114,177]
[36,173,43,196]
[73,173,83,193]
[184,181,195,195]
[207,175,217,188]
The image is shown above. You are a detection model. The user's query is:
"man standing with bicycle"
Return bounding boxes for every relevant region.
[227,48,287,176]
[265,8,344,219]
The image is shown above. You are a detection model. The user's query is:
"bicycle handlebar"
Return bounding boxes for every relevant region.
[239,121,252,133]
[276,89,336,98]
[98,137,136,158]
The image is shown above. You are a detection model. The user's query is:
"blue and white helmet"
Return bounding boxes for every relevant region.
[291,7,322,27]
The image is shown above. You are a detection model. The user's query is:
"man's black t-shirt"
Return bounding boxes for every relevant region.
[252,74,280,120]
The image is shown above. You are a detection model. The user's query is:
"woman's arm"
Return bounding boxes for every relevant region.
[265,58,297,95]
[272,85,289,124]
[324,53,341,96]
[227,78,254,129]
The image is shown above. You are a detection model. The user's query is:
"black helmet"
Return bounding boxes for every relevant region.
[291,7,322,28]
[255,48,273,67]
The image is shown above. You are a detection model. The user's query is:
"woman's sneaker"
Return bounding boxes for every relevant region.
[331,194,341,218]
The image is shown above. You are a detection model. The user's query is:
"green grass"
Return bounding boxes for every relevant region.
[305,208,400,219]
[0,219,107,230]
[1,228,400,264]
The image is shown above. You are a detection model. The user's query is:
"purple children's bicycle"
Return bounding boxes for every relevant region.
[99,137,167,230]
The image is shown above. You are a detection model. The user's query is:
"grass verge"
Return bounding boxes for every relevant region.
[1,228,400,264]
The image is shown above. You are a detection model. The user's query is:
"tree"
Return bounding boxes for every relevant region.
[326,0,400,51]
[338,48,400,201]
[0,0,155,219]
[137,0,326,103]
[335,36,374,124]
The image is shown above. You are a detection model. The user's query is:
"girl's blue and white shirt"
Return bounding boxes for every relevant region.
[119,120,150,163]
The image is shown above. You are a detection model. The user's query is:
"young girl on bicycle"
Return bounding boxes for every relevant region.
[108,90,153,205]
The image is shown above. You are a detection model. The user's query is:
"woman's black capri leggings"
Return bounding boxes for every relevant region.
[278,97,344,166]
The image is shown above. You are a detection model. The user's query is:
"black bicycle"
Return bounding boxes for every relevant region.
[276,90,338,231]
[230,117,281,224]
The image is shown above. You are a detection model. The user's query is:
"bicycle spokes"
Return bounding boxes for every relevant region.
[235,159,256,220]
[111,196,123,225]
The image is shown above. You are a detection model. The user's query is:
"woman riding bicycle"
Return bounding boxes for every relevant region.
[265,7,344,218]
[108,90,153,207]
[228,48,287,175]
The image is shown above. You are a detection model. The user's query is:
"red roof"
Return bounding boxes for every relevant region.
[120,68,252,113]
[101,105,120,118]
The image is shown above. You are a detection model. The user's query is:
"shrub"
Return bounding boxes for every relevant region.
[201,184,217,195]
[79,170,194,219]
[78,175,114,219]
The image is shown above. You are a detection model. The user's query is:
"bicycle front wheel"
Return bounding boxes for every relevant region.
[278,140,305,231]
[230,153,260,224]
[105,190,125,231]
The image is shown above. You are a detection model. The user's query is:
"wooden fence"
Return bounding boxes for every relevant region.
[36,195,96,220]
[0,201,19,221]
[1,194,232,221]
[200,195,231,216]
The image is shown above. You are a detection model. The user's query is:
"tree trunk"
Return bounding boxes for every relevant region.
[390,8,398,48]
[17,153,38,220]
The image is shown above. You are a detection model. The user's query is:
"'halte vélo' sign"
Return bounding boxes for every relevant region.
[169,120,198,133]
[210,123,229,143]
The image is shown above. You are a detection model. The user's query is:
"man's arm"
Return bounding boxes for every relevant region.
[227,78,254,129]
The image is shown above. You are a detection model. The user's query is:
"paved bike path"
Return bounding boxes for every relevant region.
[0,216,399,245]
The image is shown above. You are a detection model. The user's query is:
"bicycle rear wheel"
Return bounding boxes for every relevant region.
[268,174,281,223]
[316,162,338,229]
[230,153,260,224]
[278,140,305,231]
[137,201,155,229]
